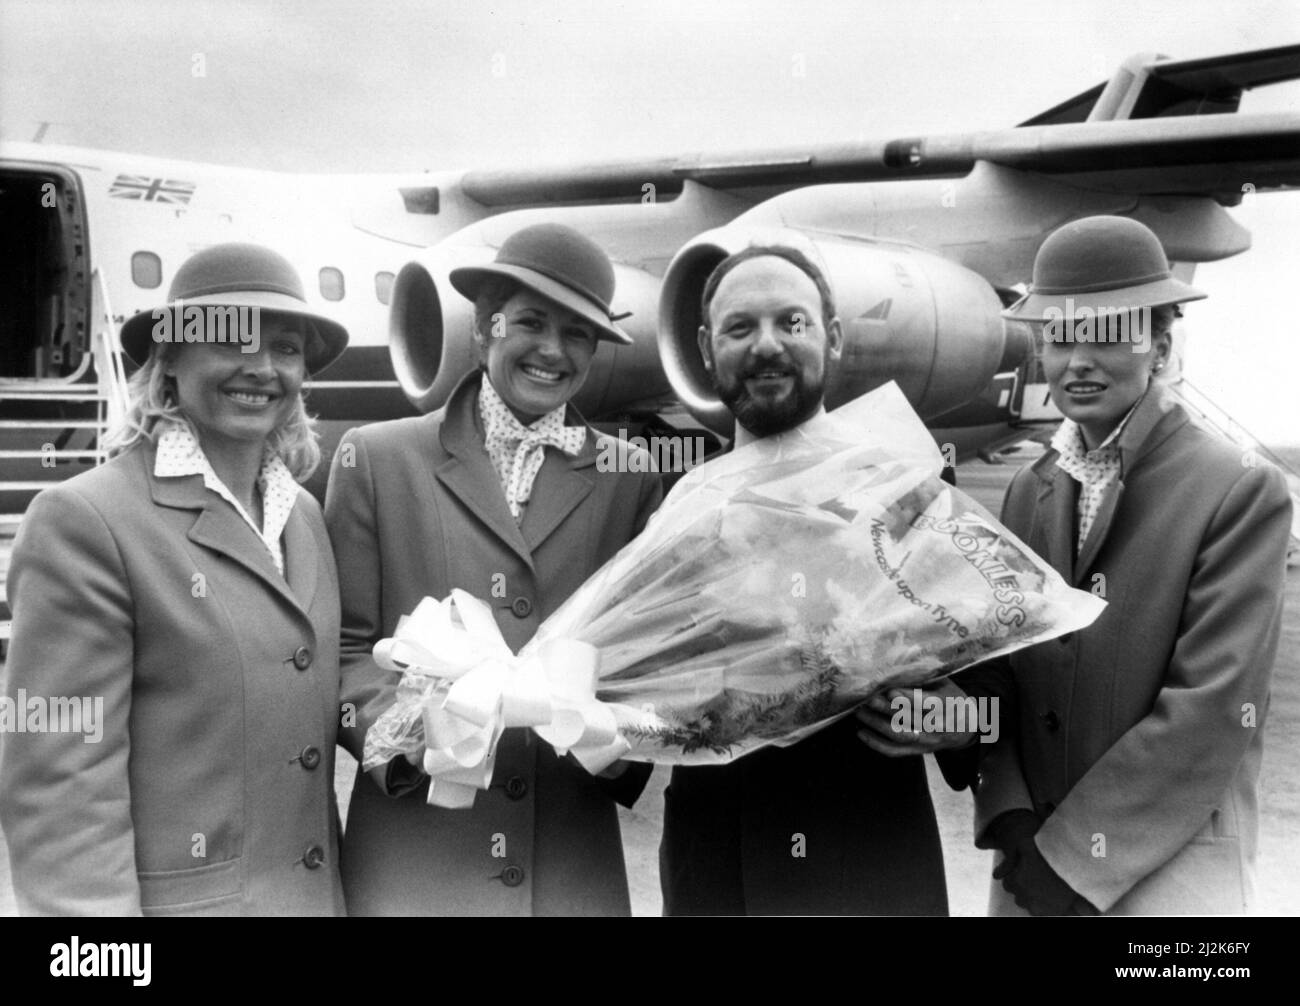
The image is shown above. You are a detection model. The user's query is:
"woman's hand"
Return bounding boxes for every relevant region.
[856,680,983,756]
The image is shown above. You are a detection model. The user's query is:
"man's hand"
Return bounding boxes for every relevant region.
[988,811,1094,916]
[987,808,1041,878]
[856,680,982,756]
[1002,837,1087,916]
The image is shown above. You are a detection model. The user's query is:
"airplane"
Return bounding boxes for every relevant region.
[3,42,1300,601]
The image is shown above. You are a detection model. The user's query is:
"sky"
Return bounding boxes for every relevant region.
[2,0,1298,441]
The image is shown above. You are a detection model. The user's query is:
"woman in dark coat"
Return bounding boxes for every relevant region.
[326,223,661,915]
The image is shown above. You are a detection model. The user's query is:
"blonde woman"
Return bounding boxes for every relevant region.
[0,243,349,915]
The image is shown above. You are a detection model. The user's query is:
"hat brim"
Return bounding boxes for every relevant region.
[448,262,632,345]
[1002,275,1207,321]
[119,290,350,374]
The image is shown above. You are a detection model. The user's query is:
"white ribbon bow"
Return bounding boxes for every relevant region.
[368,590,629,808]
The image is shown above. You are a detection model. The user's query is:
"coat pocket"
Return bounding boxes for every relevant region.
[138,857,242,915]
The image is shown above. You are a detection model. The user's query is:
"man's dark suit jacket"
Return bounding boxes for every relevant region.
[658,445,956,916]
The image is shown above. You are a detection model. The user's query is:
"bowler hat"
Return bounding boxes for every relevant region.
[118,243,351,373]
[449,223,632,345]
[1003,215,1206,321]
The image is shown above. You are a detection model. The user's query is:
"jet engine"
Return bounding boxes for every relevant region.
[658,226,1021,434]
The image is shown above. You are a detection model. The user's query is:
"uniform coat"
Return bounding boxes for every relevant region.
[325,370,661,916]
[973,386,1291,914]
[0,442,345,916]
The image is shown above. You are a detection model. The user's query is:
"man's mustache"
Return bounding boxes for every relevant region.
[736,358,797,379]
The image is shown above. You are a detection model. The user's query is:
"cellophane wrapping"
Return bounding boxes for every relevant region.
[512,382,1105,764]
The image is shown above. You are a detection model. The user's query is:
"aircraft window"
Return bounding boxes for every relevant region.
[375,271,395,305]
[132,251,162,289]
[319,266,345,302]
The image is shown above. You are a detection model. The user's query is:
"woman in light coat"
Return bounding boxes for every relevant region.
[327,223,661,916]
[0,243,349,915]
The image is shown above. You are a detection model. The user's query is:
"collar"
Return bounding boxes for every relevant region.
[477,375,584,451]
[1034,382,1185,484]
[153,422,299,573]
[154,421,296,494]
[1050,402,1134,461]
[439,369,598,469]
[430,369,603,571]
[1050,399,1137,483]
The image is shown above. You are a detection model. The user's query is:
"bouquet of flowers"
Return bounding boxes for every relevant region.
[364,383,1105,807]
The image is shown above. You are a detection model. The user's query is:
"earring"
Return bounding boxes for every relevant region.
[1151,363,1164,374]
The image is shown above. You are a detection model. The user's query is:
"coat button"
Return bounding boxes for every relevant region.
[501,864,525,887]
[511,597,532,618]
[303,845,325,870]
[292,646,313,670]
[299,746,321,770]
[1058,633,1073,645]
[1041,710,1061,732]
[505,776,528,800]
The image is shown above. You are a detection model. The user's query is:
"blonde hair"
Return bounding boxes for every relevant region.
[104,343,322,481]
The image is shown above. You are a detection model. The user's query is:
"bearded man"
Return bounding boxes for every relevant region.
[658,245,961,916]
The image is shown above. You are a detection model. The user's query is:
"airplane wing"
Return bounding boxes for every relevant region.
[460,44,1300,209]
[955,112,1300,199]
[1021,42,1300,124]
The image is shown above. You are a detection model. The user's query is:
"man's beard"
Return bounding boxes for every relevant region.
[714,360,827,437]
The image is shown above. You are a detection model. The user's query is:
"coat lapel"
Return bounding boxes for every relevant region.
[281,505,320,613]
[1031,457,1076,584]
[1074,478,1122,582]
[434,370,604,563]
[1072,385,1184,583]
[150,453,313,618]
[435,375,536,571]
[521,437,596,552]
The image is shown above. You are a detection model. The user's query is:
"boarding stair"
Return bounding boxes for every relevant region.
[0,268,128,642]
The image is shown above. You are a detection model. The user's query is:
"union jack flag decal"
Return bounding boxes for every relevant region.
[108,174,196,205]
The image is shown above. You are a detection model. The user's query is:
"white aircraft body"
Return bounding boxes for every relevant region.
[3,43,1299,625]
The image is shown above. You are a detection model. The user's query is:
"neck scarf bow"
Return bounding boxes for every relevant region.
[479,378,586,522]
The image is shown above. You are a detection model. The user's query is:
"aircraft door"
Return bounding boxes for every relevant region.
[0,163,90,379]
